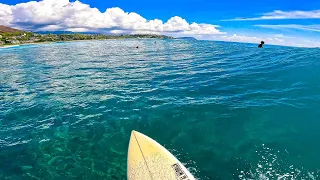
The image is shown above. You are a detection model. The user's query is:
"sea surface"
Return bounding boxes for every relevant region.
[0,40,320,180]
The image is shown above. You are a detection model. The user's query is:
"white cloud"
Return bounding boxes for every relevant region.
[224,9,320,21]
[0,3,12,26]
[109,30,126,34]
[0,0,223,35]
[255,24,320,32]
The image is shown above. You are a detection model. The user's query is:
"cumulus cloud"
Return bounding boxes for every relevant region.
[0,0,223,35]
[256,24,320,32]
[223,9,320,21]
[0,3,12,26]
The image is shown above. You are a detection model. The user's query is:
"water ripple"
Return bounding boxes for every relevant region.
[1,40,320,179]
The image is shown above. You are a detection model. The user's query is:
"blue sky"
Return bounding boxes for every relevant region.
[1,0,320,47]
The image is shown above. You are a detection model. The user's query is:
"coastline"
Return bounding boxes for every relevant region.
[0,41,57,48]
[0,38,164,49]
[0,44,20,48]
[1,31,173,49]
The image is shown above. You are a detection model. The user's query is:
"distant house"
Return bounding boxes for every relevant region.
[30,37,39,41]
[13,40,20,44]
[16,33,27,38]
[5,39,20,44]
[0,41,4,45]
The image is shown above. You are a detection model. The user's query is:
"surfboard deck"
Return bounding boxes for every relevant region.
[127,130,195,180]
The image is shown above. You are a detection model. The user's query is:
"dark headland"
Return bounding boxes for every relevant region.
[175,37,197,40]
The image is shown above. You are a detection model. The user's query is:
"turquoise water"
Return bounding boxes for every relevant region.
[1,40,320,180]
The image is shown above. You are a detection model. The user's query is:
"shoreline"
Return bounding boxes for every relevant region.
[0,38,164,48]
[0,40,93,48]
[0,41,57,48]
[0,44,21,48]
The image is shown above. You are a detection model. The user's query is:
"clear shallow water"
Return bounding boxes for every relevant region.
[0,40,320,180]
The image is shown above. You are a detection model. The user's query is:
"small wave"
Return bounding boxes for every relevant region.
[238,145,319,180]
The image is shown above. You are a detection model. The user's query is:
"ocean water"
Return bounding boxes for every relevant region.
[0,40,320,180]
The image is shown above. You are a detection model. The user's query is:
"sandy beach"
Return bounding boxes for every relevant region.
[0,45,20,48]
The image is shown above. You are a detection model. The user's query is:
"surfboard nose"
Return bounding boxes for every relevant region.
[131,130,145,138]
[131,130,149,142]
[130,130,137,139]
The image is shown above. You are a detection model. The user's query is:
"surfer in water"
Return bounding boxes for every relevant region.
[258,41,265,48]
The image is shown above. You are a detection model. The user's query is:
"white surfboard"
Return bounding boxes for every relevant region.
[127,130,196,180]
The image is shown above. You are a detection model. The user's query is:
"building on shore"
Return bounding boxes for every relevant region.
[5,40,20,44]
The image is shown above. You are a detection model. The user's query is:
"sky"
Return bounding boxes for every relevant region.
[1,0,320,47]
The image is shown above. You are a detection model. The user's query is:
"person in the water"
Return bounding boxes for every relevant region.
[258,41,265,48]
